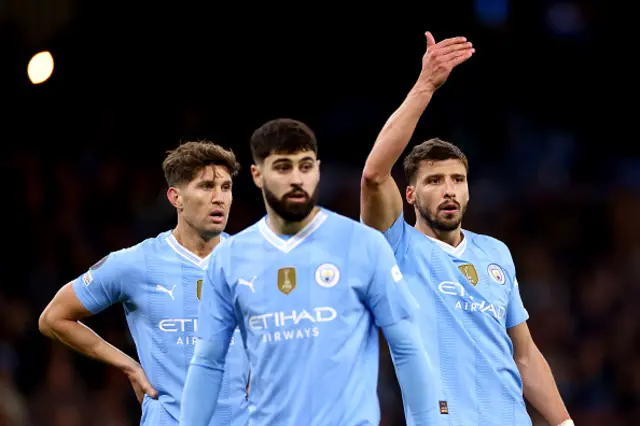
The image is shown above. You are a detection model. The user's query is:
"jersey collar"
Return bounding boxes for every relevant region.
[258,210,328,253]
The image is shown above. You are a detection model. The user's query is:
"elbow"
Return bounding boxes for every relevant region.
[38,306,59,338]
[514,341,543,371]
[38,309,53,337]
[361,168,388,188]
[514,354,530,370]
[514,347,538,371]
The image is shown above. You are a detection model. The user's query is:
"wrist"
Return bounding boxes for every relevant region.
[410,81,436,98]
[119,358,141,375]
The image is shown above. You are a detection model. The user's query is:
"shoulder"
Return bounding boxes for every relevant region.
[223,222,261,247]
[209,223,261,264]
[129,231,174,260]
[83,234,161,284]
[388,211,425,244]
[106,235,157,266]
[325,209,387,243]
[469,231,511,256]
[466,230,514,269]
[331,212,397,264]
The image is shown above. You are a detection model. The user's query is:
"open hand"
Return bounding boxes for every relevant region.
[418,31,475,92]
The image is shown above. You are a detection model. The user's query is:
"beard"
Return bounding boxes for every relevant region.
[264,184,318,223]
[416,197,467,232]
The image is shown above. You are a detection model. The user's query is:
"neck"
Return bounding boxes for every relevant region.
[266,206,320,235]
[415,215,463,248]
[172,218,221,259]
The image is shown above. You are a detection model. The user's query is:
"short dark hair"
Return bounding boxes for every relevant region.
[162,141,240,187]
[250,118,318,163]
[403,138,469,184]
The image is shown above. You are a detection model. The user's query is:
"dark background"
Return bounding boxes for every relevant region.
[1,1,637,425]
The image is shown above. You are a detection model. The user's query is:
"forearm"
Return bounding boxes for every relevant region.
[180,338,227,426]
[42,319,137,372]
[382,319,439,426]
[363,84,434,182]
[519,349,570,425]
[180,363,224,425]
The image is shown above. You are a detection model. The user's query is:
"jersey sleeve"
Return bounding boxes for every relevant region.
[500,243,529,328]
[364,230,419,328]
[196,242,237,345]
[71,249,137,314]
[506,278,529,328]
[381,212,408,256]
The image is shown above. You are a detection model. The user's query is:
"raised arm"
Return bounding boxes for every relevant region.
[361,31,474,231]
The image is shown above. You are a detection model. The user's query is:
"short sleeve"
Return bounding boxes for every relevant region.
[506,278,529,328]
[71,249,136,314]
[381,212,409,256]
[499,243,529,328]
[196,242,237,344]
[364,230,419,328]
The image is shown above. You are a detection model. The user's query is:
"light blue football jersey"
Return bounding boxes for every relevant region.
[197,209,419,426]
[71,231,249,426]
[383,213,531,426]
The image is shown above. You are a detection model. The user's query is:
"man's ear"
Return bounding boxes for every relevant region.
[167,186,182,209]
[250,164,263,189]
[406,185,416,206]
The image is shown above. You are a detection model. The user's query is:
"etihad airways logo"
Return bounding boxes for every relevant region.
[158,318,238,346]
[437,281,506,320]
[249,307,337,343]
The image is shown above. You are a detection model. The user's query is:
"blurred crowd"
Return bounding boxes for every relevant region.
[2,1,637,425]
[0,105,639,426]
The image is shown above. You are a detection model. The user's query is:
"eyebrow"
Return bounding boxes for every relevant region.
[271,159,290,166]
[272,156,313,165]
[424,172,466,179]
[200,178,232,185]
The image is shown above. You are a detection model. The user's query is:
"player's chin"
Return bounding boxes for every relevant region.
[203,220,227,234]
[281,203,314,222]
[436,215,462,230]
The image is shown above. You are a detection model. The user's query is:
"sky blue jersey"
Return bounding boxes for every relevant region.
[383,213,531,426]
[184,208,438,426]
[71,231,249,426]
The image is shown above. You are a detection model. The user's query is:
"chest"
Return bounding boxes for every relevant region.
[444,251,513,323]
[402,240,513,324]
[229,245,363,330]
[125,255,206,334]
[449,255,511,300]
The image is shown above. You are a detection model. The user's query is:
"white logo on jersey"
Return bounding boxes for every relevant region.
[156,284,176,300]
[158,318,198,345]
[249,307,338,344]
[82,271,93,287]
[315,263,340,288]
[487,264,506,285]
[437,281,506,320]
[238,277,257,293]
[158,319,240,346]
[391,264,403,282]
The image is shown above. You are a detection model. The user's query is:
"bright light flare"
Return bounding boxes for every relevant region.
[27,51,54,84]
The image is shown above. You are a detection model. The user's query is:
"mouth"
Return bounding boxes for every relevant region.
[209,209,225,223]
[285,191,308,203]
[439,202,459,214]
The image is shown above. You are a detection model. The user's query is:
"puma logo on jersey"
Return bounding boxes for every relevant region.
[238,277,257,293]
[156,284,177,300]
